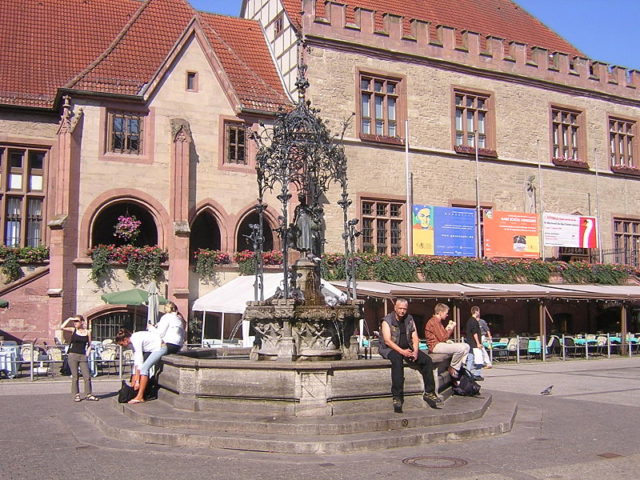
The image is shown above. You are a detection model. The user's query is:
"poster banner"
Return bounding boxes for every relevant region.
[542,213,598,248]
[412,205,477,257]
[483,210,540,258]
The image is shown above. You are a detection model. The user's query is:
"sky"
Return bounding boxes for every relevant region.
[189,0,640,69]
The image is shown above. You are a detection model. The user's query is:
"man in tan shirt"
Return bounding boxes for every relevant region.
[424,303,470,378]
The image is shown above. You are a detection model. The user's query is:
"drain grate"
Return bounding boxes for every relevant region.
[598,452,623,459]
[402,456,468,469]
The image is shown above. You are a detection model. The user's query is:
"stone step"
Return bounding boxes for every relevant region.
[84,393,517,454]
[121,393,489,435]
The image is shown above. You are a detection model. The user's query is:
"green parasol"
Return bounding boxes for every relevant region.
[101,288,167,306]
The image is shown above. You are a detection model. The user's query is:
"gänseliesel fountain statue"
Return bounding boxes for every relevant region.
[245,49,363,361]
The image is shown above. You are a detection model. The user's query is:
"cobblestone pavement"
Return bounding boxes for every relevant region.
[1,357,639,480]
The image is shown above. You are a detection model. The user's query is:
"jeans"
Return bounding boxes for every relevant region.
[387,350,435,399]
[67,352,92,396]
[139,348,165,376]
[466,350,483,377]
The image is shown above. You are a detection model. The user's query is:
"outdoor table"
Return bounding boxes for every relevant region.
[573,338,598,346]
[528,340,543,354]
[0,346,18,378]
[609,337,638,344]
[484,341,507,349]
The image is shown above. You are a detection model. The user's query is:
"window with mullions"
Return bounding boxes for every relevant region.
[361,199,404,255]
[360,74,400,139]
[609,118,636,168]
[0,146,46,247]
[454,91,489,149]
[551,107,583,163]
[613,218,640,267]
[225,122,246,165]
[108,112,143,154]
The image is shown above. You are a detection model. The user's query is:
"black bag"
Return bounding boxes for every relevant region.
[59,356,71,376]
[117,380,137,403]
[452,368,481,396]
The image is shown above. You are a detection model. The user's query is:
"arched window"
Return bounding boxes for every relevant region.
[90,309,147,342]
[91,201,157,247]
[236,212,273,251]
[189,210,221,262]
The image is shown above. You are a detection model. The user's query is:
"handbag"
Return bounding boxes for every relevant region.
[472,347,485,366]
[117,380,137,403]
[59,355,71,376]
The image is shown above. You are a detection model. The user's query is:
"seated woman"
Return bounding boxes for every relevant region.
[148,301,185,355]
[115,328,162,404]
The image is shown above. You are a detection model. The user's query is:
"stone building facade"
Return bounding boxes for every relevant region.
[243,0,640,262]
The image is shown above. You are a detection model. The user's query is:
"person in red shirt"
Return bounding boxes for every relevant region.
[424,303,470,378]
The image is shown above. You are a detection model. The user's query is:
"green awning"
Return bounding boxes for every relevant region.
[101,288,167,306]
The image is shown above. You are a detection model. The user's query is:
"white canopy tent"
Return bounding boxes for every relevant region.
[192,273,345,347]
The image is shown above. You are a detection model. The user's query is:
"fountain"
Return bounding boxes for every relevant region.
[90,46,513,454]
[157,45,445,418]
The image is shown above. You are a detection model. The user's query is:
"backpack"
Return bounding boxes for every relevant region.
[452,368,481,396]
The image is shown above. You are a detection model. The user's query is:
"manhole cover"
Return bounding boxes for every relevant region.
[402,456,468,469]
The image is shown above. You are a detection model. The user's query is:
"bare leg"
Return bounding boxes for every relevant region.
[129,374,148,403]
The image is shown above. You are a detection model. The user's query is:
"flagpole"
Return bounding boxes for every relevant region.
[538,139,545,259]
[406,119,412,255]
[594,147,603,263]
[475,130,481,258]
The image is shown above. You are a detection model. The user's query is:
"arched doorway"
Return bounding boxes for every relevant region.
[236,211,274,251]
[189,210,221,262]
[91,201,158,247]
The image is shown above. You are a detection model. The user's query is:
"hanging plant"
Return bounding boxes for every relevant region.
[1,251,23,283]
[114,215,141,243]
[193,249,231,283]
[89,245,168,284]
[233,250,283,275]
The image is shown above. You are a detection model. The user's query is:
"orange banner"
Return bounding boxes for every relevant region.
[483,210,539,258]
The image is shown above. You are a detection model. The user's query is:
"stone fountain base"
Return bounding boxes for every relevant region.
[158,353,452,417]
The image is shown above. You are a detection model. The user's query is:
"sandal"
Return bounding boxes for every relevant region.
[85,394,99,401]
[74,394,81,402]
[128,398,144,404]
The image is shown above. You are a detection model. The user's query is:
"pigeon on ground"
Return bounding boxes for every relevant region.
[540,385,553,395]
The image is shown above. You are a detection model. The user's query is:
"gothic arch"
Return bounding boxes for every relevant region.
[79,189,170,253]
[189,199,230,251]
[234,205,279,252]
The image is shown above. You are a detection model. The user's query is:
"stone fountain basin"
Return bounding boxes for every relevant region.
[158,352,451,417]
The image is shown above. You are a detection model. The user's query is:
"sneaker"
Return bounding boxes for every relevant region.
[393,397,403,414]
[423,392,439,409]
[473,375,485,381]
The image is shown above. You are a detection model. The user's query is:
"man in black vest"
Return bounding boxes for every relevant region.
[379,298,439,413]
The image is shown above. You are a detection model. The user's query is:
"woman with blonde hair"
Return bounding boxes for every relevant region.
[61,315,98,402]
[149,301,185,355]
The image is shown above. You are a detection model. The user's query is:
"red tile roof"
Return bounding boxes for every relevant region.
[198,13,291,112]
[1,0,289,112]
[283,0,583,57]
[0,0,140,108]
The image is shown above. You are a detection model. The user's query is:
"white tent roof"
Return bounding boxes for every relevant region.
[192,273,345,314]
